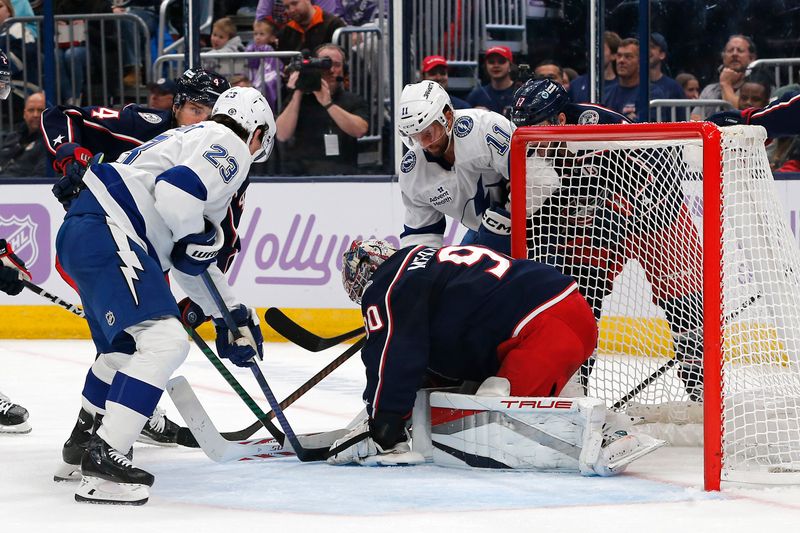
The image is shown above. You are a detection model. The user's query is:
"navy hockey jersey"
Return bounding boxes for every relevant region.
[745,91,800,138]
[40,103,247,272]
[359,244,576,419]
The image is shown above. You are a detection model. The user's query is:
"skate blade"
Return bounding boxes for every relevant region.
[53,462,82,482]
[607,437,667,471]
[0,421,32,434]
[74,476,150,505]
[136,434,178,447]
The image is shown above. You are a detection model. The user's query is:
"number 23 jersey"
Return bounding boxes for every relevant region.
[358,244,576,419]
[398,109,514,248]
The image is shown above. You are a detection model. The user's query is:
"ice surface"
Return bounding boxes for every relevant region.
[2,339,800,532]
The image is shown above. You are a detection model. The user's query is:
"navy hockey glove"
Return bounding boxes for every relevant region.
[473,207,512,255]
[51,143,97,210]
[170,219,224,276]
[213,305,264,367]
[706,110,745,127]
[177,297,210,330]
[0,239,31,296]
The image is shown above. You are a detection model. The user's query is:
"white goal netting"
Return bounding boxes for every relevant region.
[513,124,800,485]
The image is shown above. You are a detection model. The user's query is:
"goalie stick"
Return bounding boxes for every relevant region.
[264,307,363,352]
[167,376,346,461]
[176,336,366,446]
[200,272,349,462]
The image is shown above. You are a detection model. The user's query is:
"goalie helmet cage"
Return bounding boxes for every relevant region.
[510,122,800,491]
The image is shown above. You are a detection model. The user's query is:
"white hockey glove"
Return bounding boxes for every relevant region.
[326,419,424,466]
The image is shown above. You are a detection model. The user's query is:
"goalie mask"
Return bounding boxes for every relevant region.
[0,49,11,100]
[342,239,397,304]
[212,86,276,163]
[511,78,570,127]
[397,81,453,150]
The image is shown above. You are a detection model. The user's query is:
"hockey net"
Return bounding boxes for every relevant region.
[509,123,800,489]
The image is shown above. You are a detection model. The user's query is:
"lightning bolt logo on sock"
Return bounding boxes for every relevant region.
[107,217,144,306]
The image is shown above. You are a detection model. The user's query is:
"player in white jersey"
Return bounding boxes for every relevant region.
[54,87,275,505]
[397,81,515,253]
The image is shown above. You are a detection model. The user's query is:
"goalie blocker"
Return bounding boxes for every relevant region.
[412,388,664,475]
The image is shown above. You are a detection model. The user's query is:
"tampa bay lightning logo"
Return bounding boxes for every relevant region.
[454,116,474,138]
[401,151,416,173]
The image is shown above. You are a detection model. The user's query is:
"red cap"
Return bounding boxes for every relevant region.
[485,46,513,62]
[421,55,448,73]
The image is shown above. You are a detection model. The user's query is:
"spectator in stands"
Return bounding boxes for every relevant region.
[420,55,470,110]
[677,73,700,100]
[0,91,46,176]
[466,46,517,117]
[602,38,667,122]
[203,17,246,77]
[10,0,36,40]
[275,43,368,175]
[276,0,345,57]
[737,71,772,111]
[534,59,563,83]
[563,67,578,91]
[693,34,757,119]
[649,33,684,100]
[246,17,282,111]
[113,0,159,87]
[568,30,620,104]
[339,0,385,25]
[147,77,177,110]
[256,0,289,28]
[0,0,38,85]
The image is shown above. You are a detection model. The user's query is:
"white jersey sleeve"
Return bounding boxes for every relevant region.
[458,109,514,182]
[398,149,447,248]
[148,122,252,242]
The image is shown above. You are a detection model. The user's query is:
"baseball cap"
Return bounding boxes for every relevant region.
[485,46,513,63]
[422,55,448,73]
[148,77,178,95]
[650,32,668,55]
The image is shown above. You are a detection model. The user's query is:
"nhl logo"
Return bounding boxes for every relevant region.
[105,311,115,326]
[228,108,237,116]
[0,215,39,270]
[186,310,198,324]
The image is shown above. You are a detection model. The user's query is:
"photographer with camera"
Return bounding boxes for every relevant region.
[275,44,369,175]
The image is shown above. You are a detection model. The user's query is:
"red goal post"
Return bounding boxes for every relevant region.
[510,122,800,491]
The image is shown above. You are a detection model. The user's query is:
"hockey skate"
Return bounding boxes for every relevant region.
[0,392,31,434]
[75,435,154,506]
[55,409,134,482]
[137,406,180,446]
[593,430,666,476]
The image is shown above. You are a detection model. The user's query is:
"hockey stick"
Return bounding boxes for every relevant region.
[167,376,345,462]
[611,293,762,409]
[176,336,365,446]
[200,272,355,462]
[23,280,85,318]
[184,324,286,445]
[264,307,363,352]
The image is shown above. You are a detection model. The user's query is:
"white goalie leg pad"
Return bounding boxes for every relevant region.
[428,392,607,473]
[75,477,149,506]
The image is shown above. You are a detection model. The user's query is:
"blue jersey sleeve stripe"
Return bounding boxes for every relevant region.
[400,218,446,238]
[92,164,161,267]
[155,165,208,201]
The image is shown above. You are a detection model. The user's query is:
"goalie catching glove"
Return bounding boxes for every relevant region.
[327,415,425,466]
[0,239,31,296]
[213,305,263,367]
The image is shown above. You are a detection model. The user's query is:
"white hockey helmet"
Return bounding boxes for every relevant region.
[211,86,276,162]
[397,81,453,149]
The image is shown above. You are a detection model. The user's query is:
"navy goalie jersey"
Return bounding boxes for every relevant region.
[359,244,576,419]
